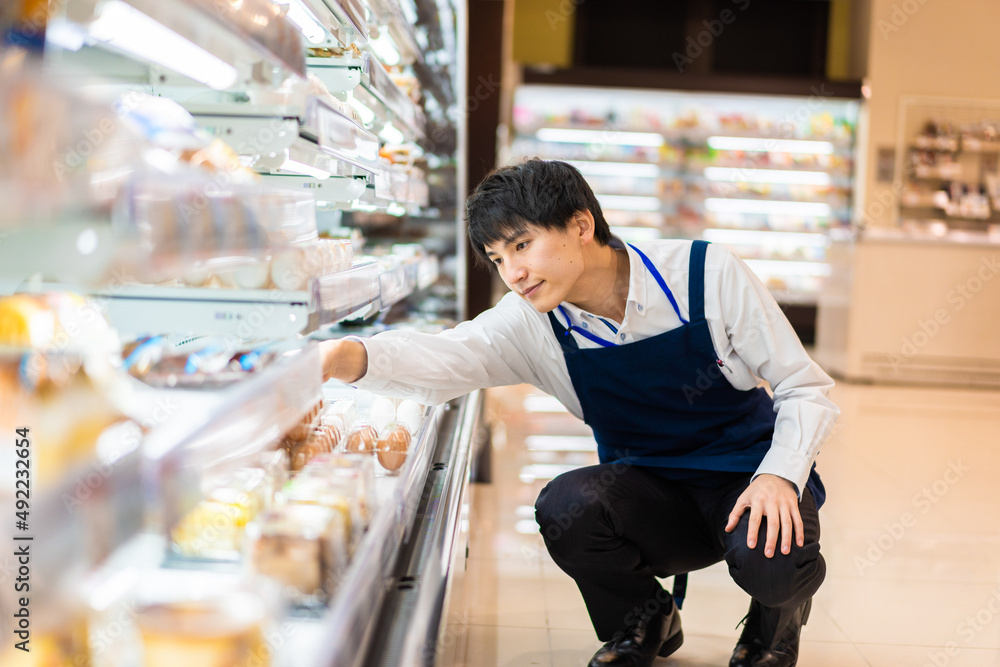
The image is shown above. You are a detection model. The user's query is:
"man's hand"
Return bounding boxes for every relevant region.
[319,338,368,383]
[725,473,803,558]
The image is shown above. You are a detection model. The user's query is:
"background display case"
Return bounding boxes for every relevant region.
[505,85,861,308]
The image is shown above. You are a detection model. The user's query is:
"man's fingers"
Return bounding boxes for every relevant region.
[726,495,750,533]
[779,505,793,555]
[747,503,762,549]
[764,503,780,557]
[792,503,805,548]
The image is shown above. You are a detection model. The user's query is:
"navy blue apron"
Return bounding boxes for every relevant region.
[546,241,824,605]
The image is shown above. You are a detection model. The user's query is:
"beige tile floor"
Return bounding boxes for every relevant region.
[440,381,1000,666]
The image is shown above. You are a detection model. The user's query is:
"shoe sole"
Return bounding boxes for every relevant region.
[658,630,684,658]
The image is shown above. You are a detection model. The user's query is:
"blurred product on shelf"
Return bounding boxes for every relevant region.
[899,105,1000,230]
[122,335,286,388]
[0,292,126,486]
[170,466,270,559]
[131,572,275,667]
[249,503,349,603]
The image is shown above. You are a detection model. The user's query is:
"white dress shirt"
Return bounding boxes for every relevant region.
[353,239,839,496]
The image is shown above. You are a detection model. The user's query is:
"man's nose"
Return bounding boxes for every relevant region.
[503,259,527,285]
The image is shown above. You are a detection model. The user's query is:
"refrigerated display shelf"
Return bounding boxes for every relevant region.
[308,55,426,143]
[55,0,307,87]
[191,97,381,176]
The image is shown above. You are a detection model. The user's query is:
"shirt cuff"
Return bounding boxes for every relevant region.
[342,336,391,393]
[753,446,813,500]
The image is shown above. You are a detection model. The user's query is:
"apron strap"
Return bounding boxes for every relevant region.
[672,573,688,610]
[628,243,688,325]
[687,240,709,323]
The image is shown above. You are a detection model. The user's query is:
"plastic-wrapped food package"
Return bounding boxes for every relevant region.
[375,423,411,475]
[248,504,349,604]
[130,571,276,667]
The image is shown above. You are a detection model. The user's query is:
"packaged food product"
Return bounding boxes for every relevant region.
[376,423,411,473]
[170,469,268,558]
[283,474,362,552]
[343,423,377,454]
[249,504,349,602]
[135,591,269,667]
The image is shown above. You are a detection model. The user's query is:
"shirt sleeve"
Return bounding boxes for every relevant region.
[716,246,840,498]
[350,293,547,405]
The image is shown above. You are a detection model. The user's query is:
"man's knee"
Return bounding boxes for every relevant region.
[535,467,617,546]
[727,540,826,607]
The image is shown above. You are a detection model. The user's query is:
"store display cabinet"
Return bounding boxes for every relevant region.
[505,84,861,308]
[0,0,475,665]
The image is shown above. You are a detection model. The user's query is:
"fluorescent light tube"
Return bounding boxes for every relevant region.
[282,0,325,45]
[370,32,402,66]
[704,198,831,217]
[707,136,834,155]
[280,158,330,179]
[703,167,831,186]
[596,194,662,212]
[89,1,238,90]
[744,259,832,277]
[610,226,661,242]
[347,95,376,125]
[566,160,661,178]
[702,228,829,248]
[378,122,406,145]
[536,128,664,147]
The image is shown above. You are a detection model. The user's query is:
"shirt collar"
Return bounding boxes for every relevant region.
[558,237,648,325]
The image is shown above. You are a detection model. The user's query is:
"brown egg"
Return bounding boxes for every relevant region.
[290,441,322,472]
[376,425,411,472]
[344,425,377,453]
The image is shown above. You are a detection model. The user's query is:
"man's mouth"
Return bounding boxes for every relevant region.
[522,282,543,298]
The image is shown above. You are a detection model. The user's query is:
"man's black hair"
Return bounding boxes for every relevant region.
[465,159,612,268]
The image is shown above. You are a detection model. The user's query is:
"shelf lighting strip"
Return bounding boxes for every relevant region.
[565,160,661,178]
[702,228,829,248]
[535,128,665,147]
[704,198,831,217]
[703,167,831,186]
[744,259,832,277]
[88,0,239,90]
[279,0,326,45]
[707,136,835,155]
[595,194,662,212]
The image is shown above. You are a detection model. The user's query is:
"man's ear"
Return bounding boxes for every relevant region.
[575,210,596,244]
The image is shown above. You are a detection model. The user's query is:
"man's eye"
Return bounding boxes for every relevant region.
[516,241,528,250]
[492,258,502,266]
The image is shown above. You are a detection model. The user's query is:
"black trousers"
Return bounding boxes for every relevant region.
[535,464,825,643]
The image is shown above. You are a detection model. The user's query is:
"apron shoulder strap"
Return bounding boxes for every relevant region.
[547,308,581,350]
[687,240,709,322]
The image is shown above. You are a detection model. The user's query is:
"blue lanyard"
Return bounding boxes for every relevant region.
[627,243,688,325]
[558,244,688,347]
[557,306,617,348]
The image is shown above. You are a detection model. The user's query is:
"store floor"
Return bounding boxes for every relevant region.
[439,381,1000,666]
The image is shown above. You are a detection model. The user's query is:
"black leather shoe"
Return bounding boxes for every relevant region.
[729,599,764,667]
[587,608,683,666]
[751,599,811,667]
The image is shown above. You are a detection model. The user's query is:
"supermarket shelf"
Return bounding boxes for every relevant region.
[145,344,322,534]
[366,389,481,667]
[0,419,145,610]
[59,0,307,87]
[284,390,481,667]
[191,96,381,174]
[308,55,426,142]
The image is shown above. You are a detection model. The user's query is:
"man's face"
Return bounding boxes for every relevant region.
[483,223,586,313]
